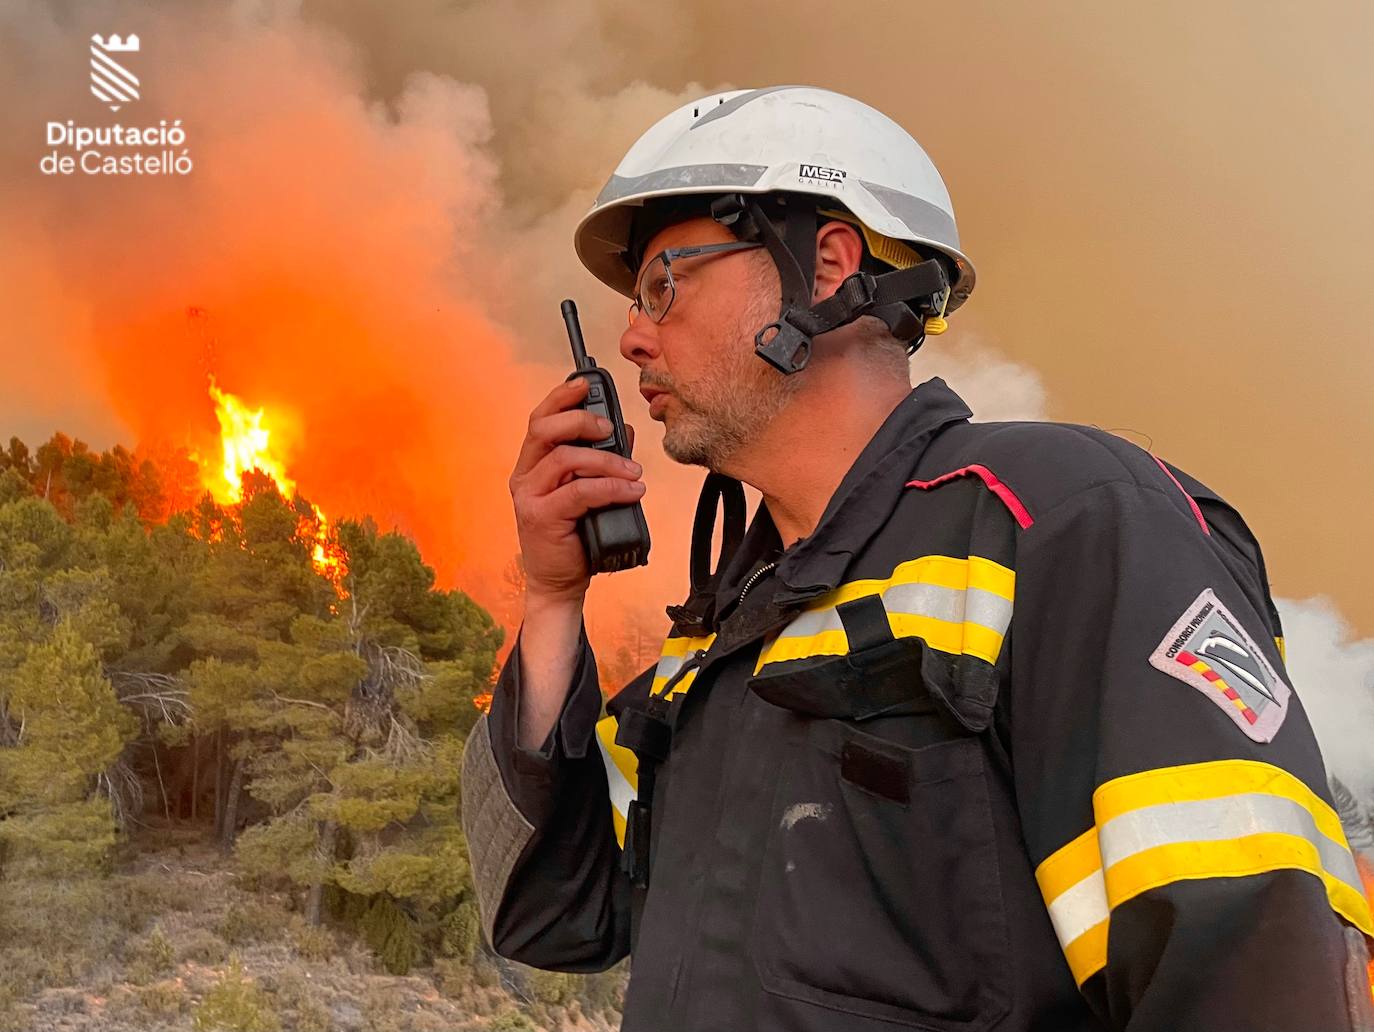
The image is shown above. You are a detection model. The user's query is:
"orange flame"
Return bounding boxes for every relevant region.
[1357,856,1374,1005]
[203,377,346,588]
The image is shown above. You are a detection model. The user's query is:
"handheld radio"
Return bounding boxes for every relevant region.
[561,299,651,573]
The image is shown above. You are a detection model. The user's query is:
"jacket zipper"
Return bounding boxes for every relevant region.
[738,560,778,605]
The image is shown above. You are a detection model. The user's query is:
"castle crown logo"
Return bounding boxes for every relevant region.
[90,33,141,112]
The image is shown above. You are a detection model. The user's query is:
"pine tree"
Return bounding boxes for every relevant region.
[0,621,138,874]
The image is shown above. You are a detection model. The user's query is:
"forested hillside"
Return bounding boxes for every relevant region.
[0,434,625,1031]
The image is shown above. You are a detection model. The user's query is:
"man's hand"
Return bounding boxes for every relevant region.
[507,377,643,749]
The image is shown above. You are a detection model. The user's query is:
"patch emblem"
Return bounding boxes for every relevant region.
[1149,587,1290,742]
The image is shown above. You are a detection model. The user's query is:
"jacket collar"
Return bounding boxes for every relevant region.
[715,377,973,613]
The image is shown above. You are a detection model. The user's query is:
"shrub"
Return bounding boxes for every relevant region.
[192,957,282,1032]
[486,1010,536,1032]
[138,978,189,1018]
[0,877,131,978]
[357,897,420,976]
[287,918,336,962]
[126,925,176,983]
[360,984,407,1032]
[431,956,472,999]
[437,900,480,961]
[293,997,331,1032]
[262,965,310,1011]
[219,901,284,947]
[178,928,231,966]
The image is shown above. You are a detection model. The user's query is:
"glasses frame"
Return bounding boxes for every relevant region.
[628,240,765,326]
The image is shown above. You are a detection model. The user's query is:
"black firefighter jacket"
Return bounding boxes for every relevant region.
[461,377,1374,1032]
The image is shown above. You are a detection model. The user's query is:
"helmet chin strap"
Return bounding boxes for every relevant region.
[665,193,955,633]
[710,193,951,376]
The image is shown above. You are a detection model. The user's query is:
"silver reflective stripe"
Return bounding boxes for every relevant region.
[595,728,637,822]
[594,162,769,207]
[773,583,1012,642]
[688,86,797,130]
[884,582,1012,635]
[1045,867,1109,947]
[859,179,961,249]
[775,605,843,640]
[460,715,535,948]
[1099,793,1365,898]
[654,651,689,684]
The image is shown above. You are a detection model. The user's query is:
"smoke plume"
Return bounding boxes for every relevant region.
[2,2,1371,791]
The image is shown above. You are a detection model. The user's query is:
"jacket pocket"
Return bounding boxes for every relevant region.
[748,658,1011,1029]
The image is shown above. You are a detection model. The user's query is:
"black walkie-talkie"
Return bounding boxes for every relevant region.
[561,299,651,573]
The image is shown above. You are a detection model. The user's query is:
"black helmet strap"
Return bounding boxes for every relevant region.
[710,193,950,375]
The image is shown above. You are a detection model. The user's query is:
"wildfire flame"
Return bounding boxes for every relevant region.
[204,376,346,588]
[1357,856,1374,1005]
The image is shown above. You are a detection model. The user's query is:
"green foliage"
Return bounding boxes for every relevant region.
[487,1009,537,1032]
[218,901,285,947]
[0,433,513,979]
[193,956,282,1032]
[287,917,337,961]
[438,899,481,961]
[125,924,176,983]
[357,896,421,976]
[178,928,230,966]
[0,621,136,875]
[138,978,190,1018]
[233,818,322,887]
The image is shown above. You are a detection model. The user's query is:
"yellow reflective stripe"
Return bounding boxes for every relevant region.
[823,553,1013,605]
[650,632,715,697]
[595,715,638,849]
[1275,636,1286,663]
[967,554,1016,602]
[757,628,848,668]
[759,613,1008,668]
[1093,759,1347,849]
[1037,826,1101,902]
[651,666,703,698]
[1062,919,1109,988]
[1036,826,1111,985]
[659,633,714,659]
[888,612,1006,665]
[1036,760,1374,987]
[754,554,1015,670]
[1106,832,1374,940]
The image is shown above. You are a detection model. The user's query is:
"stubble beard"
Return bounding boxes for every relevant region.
[658,304,802,471]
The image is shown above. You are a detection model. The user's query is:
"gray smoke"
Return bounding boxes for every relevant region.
[1278,596,1374,807]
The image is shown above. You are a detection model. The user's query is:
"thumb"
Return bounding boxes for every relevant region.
[625,423,636,457]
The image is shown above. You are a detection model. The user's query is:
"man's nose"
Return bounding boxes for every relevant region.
[620,309,661,367]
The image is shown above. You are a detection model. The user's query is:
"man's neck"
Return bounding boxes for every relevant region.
[722,372,912,549]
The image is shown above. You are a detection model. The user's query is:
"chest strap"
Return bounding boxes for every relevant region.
[613,650,707,888]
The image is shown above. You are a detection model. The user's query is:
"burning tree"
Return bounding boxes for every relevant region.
[0,427,503,974]
[178,477,500,964]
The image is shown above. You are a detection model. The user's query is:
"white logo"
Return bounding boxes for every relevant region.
[799,164,847,182]
[90,33,140,112]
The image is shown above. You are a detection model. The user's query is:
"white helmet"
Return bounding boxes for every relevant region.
[574,86,975,366]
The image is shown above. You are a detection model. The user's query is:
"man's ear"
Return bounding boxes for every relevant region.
[812,221,866,303]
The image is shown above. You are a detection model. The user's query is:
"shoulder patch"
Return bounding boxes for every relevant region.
[1149,588,1291,743]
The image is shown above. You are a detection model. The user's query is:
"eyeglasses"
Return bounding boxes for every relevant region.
[628,241,764,327]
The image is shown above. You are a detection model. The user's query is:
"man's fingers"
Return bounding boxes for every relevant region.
[626,423,636,457]
[513,407,615,476]
[523,444,641,496]
[527,376,589,423]
[541,475,647,522]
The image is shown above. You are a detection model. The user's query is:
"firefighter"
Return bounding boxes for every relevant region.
[461,86,1374,1031]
